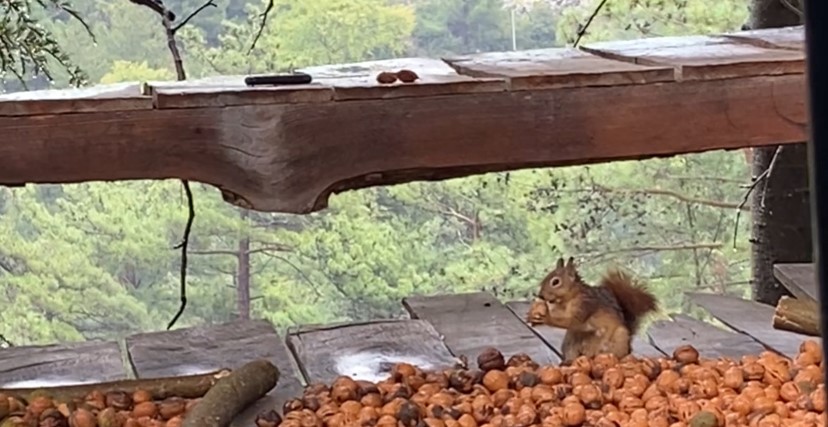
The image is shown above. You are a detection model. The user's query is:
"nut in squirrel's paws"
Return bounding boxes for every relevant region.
[526,298,548,325]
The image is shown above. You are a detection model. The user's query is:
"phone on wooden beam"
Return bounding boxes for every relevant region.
[244,73,312,87]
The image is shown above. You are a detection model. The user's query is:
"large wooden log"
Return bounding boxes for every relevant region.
[0,28,806,214]
[773,295,821,336]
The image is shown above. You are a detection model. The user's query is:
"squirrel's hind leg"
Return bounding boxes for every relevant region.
[600,326,632,358]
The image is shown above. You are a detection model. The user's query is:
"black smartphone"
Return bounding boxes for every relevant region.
[244,73,313,87]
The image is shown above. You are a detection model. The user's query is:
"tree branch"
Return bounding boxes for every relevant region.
[573,0,609,47]
[0,334,13,347]
[732,146,783,247]
[189,244,293,256]
[592,184,749,211]
[580,242,723,259]
[128,0,215,330]
[172,1,217,33]
[248,0,275,54]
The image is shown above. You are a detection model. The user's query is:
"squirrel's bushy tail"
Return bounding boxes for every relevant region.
[600,268,658,334]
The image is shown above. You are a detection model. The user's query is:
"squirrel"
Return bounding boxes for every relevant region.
[535,257,658,363]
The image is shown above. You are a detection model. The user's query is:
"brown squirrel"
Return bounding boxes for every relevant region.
[536,257,658,363]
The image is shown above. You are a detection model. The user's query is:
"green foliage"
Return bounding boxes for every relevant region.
[556,0,748,44]
[0,0,90,90]
[1,0,756,345]
[100,60,174,83]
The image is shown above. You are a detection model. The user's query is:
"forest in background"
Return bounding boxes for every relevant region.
[0,0,753,345]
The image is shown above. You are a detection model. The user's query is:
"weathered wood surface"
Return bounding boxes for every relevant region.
[0,82,150,116]
[647,314,765,359]
[403,292,561,365]
[723,25,804,51]
[0,26,807,214]
[126,320,302,427]
[1,73,806,214]
[0,341,127,388]
[444,48,675,90]
[581,34,803,81]
[686,292,813,358]
[505,301,665,358]
[286,319,457,384]
[774,263,818,302]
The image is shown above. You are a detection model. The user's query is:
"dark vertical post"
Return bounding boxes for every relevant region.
[803,0,828,403]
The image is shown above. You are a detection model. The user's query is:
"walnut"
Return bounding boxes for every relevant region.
[396,69,419,83]
[478,348,506,372]
[376,72,397,84]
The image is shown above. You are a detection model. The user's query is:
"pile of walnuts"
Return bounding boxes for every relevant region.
[0,389,199,427]
[258,341,826,427]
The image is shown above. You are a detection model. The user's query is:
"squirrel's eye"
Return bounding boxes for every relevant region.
[550,277,561,287]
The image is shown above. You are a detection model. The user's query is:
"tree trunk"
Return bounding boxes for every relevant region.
[236,209,251,320]
[748,1,807,305]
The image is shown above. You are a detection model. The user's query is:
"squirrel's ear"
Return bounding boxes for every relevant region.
[565,257,576,270]
[555,257,565,269]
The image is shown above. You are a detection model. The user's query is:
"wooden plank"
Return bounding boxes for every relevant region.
[1,73,806,214]
[647,314,765,359]
[302,57,508,101]
[125,319,303,424]
[506,301,665,358]
[152,85,334,109]
[686,292,813,358]
[444,48,675,91]
[286,319,458,384]
[581,35,804,81]
[403,292,561,365]
[722,25,804,51]
[0,83,151,116]
[774,263,818,302]
[0,341,127,388]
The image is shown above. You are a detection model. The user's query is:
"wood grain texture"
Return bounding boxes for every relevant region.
[286,319,457,384]
[647,314,766,359]
[505,301,665,358]
[303,57,507,100]
[774,263,817,302]
[0,341,127,388]
[444,48,675,90]
[403,292,561,365]
[723,26,804,51]
[686,292,813,358]
[0,83,150,116]
[125,319,303,424]
[0,74,806,214]
[581,35,803,81]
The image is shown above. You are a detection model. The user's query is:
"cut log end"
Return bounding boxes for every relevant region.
[773,295,820,337]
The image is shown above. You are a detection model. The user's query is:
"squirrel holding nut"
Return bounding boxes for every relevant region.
[529,257,658,363]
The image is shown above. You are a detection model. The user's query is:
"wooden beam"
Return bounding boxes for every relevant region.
[0,27,807,213]
[774,263,818,302]
[0,341,128,388]
[286,319,457,384]
[647,314,765,359]
[686,292,814,358]
[125,319,303,424]
[403,292,561,365]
